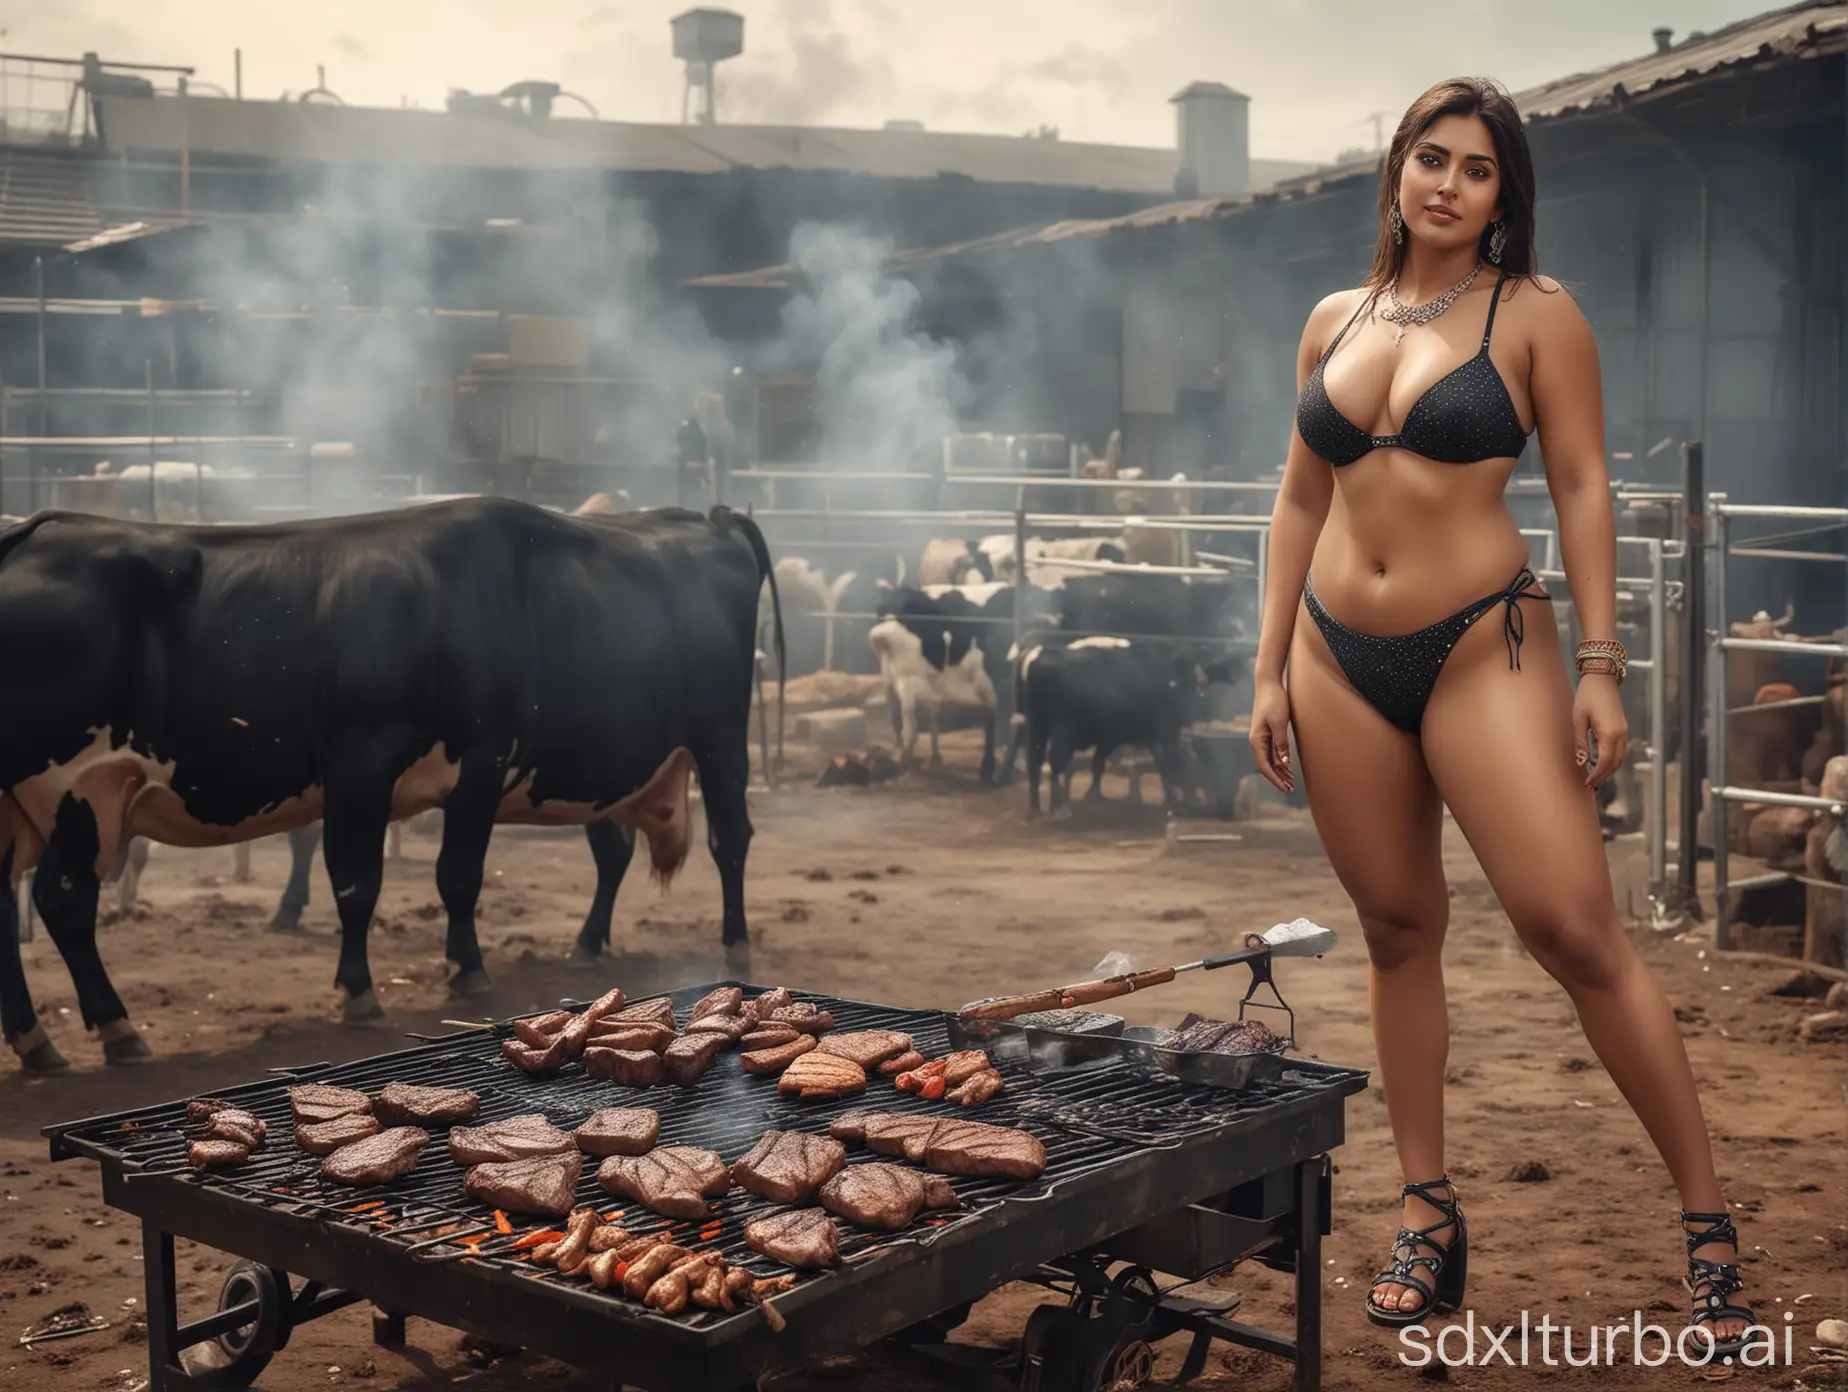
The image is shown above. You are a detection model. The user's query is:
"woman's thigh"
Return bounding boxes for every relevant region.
[1419,597,1624,982]
[1289,606,1449,950]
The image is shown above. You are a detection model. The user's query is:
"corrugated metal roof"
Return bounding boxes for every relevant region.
[690,0,1847,289]
[90,93,1318,194]
[0,150,101,246]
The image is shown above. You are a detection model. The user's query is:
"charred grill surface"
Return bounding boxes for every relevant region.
[46,984,1365,1354]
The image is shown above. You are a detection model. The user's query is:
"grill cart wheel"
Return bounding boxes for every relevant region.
[1018,1269,1165,1392]
[1097,1336,1156,1390]
[186,1261,290,1391]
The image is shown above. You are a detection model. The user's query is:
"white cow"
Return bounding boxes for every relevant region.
[868,617,998,772]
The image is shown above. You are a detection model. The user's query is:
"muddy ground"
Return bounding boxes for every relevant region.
[2,742,1845,1392]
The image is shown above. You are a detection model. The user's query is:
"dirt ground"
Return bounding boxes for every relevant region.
[2,741,1845,1392]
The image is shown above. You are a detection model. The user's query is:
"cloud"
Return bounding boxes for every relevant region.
[1022,44,1131,98]
[331,33,369,61]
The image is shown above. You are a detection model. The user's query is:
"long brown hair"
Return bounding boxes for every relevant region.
[1363,77,1537,293]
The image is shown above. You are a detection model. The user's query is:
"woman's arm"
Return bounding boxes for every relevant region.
[1526,275,1628,783]
[1248,293,1346,791]
[1252,295,1345,684]
[1528,277,1616,644]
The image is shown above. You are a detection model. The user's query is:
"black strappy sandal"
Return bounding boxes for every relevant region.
[1681,1209,1757,1358]
[1365,1177,1468,1327]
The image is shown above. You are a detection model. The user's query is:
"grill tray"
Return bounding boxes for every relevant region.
[47,982,1366,1389]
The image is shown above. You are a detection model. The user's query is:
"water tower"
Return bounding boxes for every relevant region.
[672,8,744,125]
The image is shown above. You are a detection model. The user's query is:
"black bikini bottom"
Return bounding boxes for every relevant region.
[1303,565,1550,736]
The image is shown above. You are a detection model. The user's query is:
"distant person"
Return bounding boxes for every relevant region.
[675,415,710,509]
[693,390,734,504]
[1245,77,1756,1355]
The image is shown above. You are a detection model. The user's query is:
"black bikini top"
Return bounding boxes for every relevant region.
[1295,270,1531,467]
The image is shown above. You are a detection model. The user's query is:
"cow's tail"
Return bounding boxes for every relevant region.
[723,507,786,776]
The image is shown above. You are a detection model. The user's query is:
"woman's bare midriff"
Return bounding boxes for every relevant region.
[1306,449,1532,634]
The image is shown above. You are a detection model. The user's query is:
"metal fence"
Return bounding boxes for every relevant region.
[1703,498,1848,955]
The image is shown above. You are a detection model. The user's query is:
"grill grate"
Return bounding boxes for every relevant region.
[53,985,1364,1338]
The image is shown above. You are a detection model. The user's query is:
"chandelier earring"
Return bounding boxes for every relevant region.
[1389,203,1405,246]
[1487,220,1508,263]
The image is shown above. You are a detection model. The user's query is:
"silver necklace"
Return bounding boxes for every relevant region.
[1380,263,1481,345]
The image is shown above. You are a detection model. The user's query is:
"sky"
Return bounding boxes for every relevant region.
[14,0,1769,163]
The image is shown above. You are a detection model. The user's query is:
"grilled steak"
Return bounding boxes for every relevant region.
[514,1013,571,1048]
[769,1004,835,1035]
[204,1108,268,1149]
[189,1139,249,1168]
[815,1030,913,1069]
[501,1039,558,1074]
[878,1050,926,1077]
[690,986,742,1021]
[740,1025,800,1052]
[831,1112,943,1162]
[294,1114,381,1156]
[447,1114,574,1166]
[186,1097,232,1122]
[777,1052,865,1100]
[573,1108,661,1157]
[751,986,794,1018]
[586,1023,674,1053]
[941,1051,993,1087]
[596,1146,730,1219]
[463,1151,584,1216]
[581,986,625,1021]
[1164,1015,1281,1055]
[321,1126,430,1186]
[289,1084,372,1125]
[740,1034,816,1075]
[683,1013,752,1044]
[946,1069,1005,1106]
[819,1163,958,1230]
[611,997,677,1030]
[374,1083,479,1127]
[731,1130,847,1205]
[743,1209,840,1270]
[923,1120,1047,1180]
[662,1032,724,1087]
[584,1047,664,1087]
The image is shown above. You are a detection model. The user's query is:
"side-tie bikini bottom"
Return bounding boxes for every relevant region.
[1302,565,1550,736]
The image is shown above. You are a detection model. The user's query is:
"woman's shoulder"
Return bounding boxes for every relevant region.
[1309,284,1372,322]
[1299,285,1371,353]
[1497,271,1573,306]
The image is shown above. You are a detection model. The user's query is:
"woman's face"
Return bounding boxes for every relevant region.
[1397,112,1503,252]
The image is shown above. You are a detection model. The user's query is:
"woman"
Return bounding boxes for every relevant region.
[1247,77,1756,1354]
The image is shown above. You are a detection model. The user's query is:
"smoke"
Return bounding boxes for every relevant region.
[777,223,971,472]
[719,0,896,127]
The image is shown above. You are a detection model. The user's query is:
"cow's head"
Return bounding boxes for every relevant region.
[949,542,995,585]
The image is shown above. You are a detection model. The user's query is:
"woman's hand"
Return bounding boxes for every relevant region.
[1573,675,1628,789]
[1249,676,1295,794]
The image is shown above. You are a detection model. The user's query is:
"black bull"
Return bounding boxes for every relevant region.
[272,820,637,967]
[0,498,785,1071]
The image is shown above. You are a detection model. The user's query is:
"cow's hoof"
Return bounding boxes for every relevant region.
[17,1039,70,1073]
[342,990,389,1026]
[103,1030,154,1065]
[268,911,307,934]
[722,940,753,982]
[568,944,604,970]
[449,967,493,999]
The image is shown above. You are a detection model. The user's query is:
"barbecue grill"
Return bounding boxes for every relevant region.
[45,982,1367,1392]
